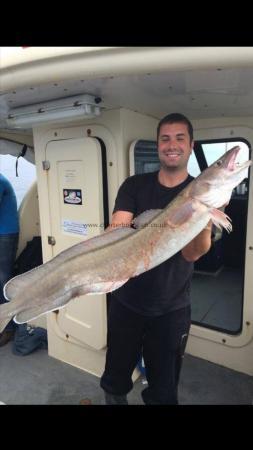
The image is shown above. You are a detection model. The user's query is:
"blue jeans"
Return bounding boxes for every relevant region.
[0,233,19,331]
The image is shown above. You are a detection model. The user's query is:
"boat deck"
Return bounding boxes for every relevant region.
[0,340,252,405]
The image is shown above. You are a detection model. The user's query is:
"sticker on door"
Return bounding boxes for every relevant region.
[63,189,82,205]
[62,219,87,236]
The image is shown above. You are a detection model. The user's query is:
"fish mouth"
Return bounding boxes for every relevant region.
[222,146,252,173]
[234,159,253,173]
[226,146,240,171]
[231,158,252,176]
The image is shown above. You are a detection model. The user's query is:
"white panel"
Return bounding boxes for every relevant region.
[45,137,107,350]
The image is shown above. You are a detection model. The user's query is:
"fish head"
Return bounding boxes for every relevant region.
[190,146,252,208]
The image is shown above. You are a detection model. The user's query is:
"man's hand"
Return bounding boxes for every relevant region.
[105,210,134,232]
[181,220,212,262]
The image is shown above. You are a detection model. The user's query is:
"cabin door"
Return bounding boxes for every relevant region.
[45,137,107,350]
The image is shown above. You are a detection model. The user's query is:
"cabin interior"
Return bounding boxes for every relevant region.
[0,47,252,403]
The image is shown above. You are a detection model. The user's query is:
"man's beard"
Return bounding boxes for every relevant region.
[160,160,183,172]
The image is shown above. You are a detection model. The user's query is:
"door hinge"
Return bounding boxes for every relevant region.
[42,160,50,170]
[48,236,56,246]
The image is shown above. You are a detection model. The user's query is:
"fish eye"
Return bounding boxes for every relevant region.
[215,160,222,166]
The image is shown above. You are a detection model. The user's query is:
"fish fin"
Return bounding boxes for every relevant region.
[14,278,130,322]
[13,284,92,324]
[210,208,232,233]
[166,200,195,228]
[13,302,67,324]
[14,308,43,325]
[85,279,129,294]
[133,209,162,228]
[0,303,14,333]
[14,302,67,325]
[4,265,45,301]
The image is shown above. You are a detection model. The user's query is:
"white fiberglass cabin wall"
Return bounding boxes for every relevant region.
[32,108,157,376]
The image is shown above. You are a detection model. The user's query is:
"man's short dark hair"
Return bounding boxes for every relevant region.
[157,113,193,143]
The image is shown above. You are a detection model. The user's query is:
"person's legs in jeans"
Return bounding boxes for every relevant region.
[0,233,19,332]
[141,305,191,405]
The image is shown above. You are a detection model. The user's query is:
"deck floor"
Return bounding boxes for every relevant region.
[0,340,252,405]
[191,266,243,333]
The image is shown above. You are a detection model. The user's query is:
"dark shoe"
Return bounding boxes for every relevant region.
[104,392,128,405]
[0,330,15,347]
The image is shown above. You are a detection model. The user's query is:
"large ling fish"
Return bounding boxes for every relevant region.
[0,146,251,332]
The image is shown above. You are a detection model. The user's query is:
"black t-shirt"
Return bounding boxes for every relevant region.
[112,171,195,316]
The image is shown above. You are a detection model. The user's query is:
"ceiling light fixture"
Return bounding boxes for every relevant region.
[6,94,102,128]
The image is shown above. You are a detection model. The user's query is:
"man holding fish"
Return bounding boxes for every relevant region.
[100,113,227,405]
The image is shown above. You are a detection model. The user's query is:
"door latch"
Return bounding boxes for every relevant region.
[42,160,50,170]
[48,236,56,246]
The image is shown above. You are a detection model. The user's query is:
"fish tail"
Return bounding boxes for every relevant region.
[0,303,14,333]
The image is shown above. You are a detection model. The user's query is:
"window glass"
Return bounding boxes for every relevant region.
[188,151,201,177]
